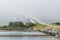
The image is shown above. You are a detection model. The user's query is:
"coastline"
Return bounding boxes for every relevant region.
[0,35,50,37]
[0,30,50,36]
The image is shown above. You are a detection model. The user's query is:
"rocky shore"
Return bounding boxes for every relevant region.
[41,28,60,38]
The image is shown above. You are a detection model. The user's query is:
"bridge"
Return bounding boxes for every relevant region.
[25,16,50,25]
[25,16,60,38]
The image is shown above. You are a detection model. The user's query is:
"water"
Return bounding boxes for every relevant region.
[0,32,46,35]
[0,32,58,40]
[0,36,58,40]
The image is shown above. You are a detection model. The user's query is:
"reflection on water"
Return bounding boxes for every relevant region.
[0,32,46,35]
[0,32,58,40]
[58,38,60,40]
[0,36,58,40]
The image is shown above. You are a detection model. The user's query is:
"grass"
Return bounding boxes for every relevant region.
[32,24,60,31]
[32,24,48,31]
[46,25,60,31]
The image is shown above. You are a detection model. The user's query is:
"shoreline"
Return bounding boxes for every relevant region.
[0,34,50,37]
[0,30,50,36]
[0,30,21,32]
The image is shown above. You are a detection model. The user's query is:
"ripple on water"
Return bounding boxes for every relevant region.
[0,36,58,40]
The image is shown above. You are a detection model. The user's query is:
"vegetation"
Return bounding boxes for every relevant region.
[32,22,60,31]
[0,21,60,31]
[32,24,48,31]
[0,21,36,29]
[25,22,37,28]
[52,22,60,25]
[8,21,25,28]
[0,21,47,31]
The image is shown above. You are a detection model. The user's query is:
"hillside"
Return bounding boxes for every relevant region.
[32,24,60,31]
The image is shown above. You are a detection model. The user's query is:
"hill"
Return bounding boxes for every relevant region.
[32,24,60,31]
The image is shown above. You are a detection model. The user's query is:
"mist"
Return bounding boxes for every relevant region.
[0,0,60,25]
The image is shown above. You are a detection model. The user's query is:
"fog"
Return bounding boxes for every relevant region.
[0,0,60,25]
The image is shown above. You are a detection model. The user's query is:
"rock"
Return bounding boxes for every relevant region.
[55,35,59,38]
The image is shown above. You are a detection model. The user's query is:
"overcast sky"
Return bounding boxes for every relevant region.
[0,0,60,25]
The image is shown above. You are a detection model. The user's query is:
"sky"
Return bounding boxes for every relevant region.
[0,0,60,25]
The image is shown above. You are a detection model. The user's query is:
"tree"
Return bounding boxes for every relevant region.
[14,22,25,27]
[14,22,18,27]
[17,22,25,27]
[8,21,36,28]
[9,22,14,26]
[25,22,36,27]
[52,22,60,25]
[3,25,7,28]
